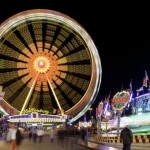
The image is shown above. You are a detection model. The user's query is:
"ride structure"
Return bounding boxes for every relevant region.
[0,9,101,124]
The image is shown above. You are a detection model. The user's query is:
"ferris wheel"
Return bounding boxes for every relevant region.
[0,9,102,122]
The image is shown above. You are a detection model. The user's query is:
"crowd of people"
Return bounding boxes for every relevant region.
[1,122,98,150]
[28,127,45,143]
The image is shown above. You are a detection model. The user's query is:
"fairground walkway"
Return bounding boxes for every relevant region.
[1,135,150,150]
[0,135,120,150]
[86,134,150,150]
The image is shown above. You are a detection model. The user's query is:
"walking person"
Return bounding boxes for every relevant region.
[28,128,32,142]
[6,123,18,150]
[80,127,86,141]
[36,127,45,143]
[32,127,37,142]
[50,127,55,143]
[120,125,133,150]
[57,128,65,148]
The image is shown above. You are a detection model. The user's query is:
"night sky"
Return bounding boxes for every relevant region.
[0,1,150,111]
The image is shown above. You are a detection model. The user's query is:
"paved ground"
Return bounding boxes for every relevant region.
[0,136,90,150]
[79,140,121,150]
[0,135,123,150]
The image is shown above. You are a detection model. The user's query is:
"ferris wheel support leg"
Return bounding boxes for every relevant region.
[45,73,64,115]
[20,73,39,115]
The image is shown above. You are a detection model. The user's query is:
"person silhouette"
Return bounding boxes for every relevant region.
[120,125,133,150]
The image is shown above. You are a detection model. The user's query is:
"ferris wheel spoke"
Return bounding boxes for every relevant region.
[20,73,39,114]
[45,73,64,115]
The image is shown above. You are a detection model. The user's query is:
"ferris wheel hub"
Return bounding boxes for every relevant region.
[33,56,50,73]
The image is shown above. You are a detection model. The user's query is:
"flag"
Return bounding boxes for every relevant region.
[103,92,111,115]
[129,79,132,92]
[96,108,99,119]
[121,82,123,91]
[143,70,149,87]
[103,92,111,104]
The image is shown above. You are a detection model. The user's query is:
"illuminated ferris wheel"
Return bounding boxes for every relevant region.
[0,9,101,122]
